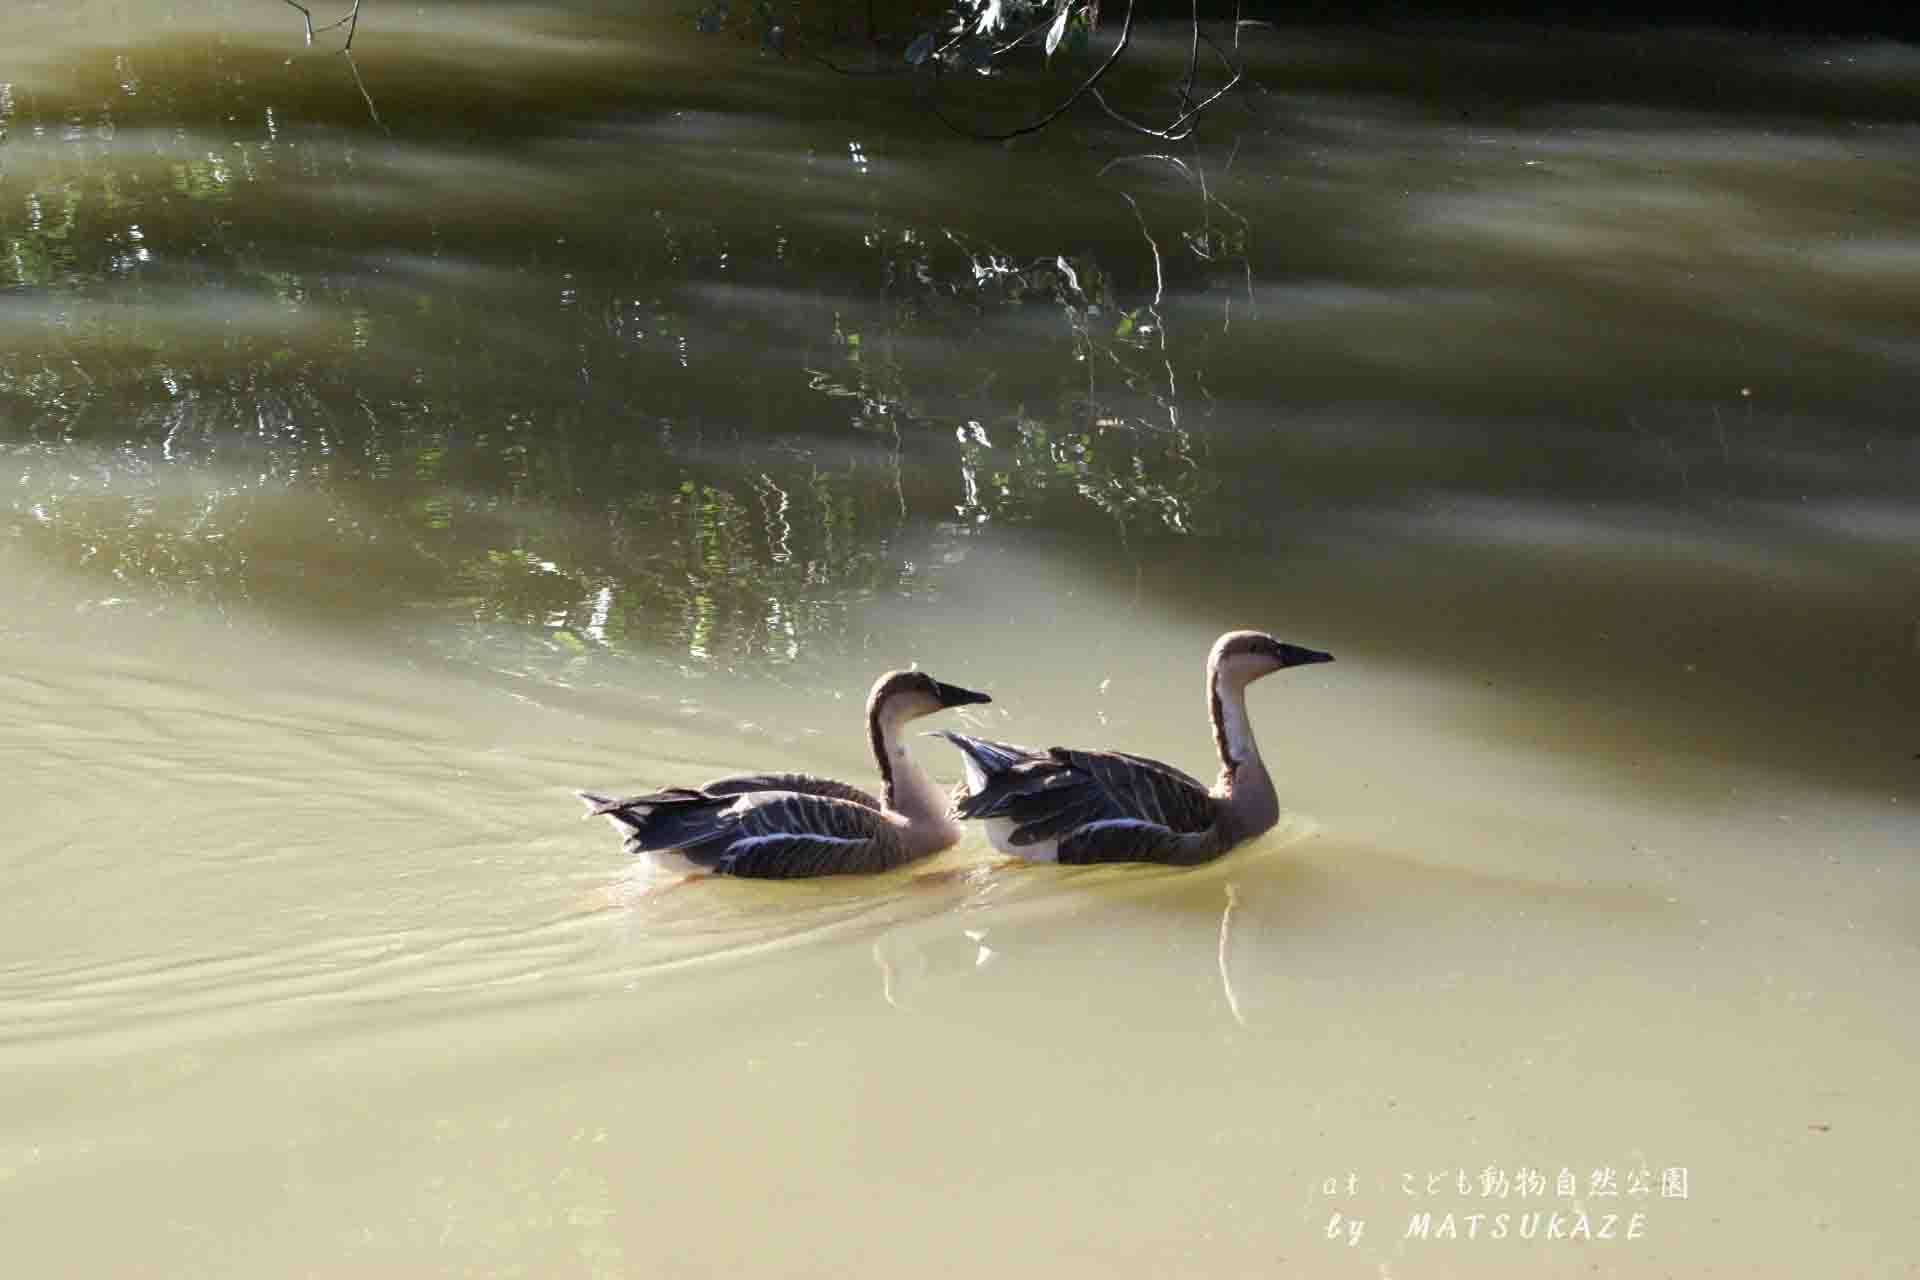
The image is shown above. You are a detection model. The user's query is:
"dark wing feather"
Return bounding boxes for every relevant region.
[584,786,708,811]
[579,787,912,878]
[1056,819,1223,866]
[1063,749,1216,831]
[939,732,1219,855]
[933,732,1070,820]
[988,748,1215,836]
[581,787,732,851]
[697,771,882,810]
[1004,794,1109,845]
[704,792,910,878]
[930,731,1031,776]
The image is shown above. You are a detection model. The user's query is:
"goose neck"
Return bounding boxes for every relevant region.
[1210,674,1279,837]
[1209,674,1266,780]
[870,703,950,829]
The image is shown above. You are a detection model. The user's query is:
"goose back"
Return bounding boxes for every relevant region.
[579,787,915,878]
[936,731,1228,865]
[693,771,882,809]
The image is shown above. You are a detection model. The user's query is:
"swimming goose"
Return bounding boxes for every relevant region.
[935,631,1332,866]
[577,671,991,880]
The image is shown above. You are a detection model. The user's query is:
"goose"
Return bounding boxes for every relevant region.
[934,630,1332,866]
[577,671,991,881]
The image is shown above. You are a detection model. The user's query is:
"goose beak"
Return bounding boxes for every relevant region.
[1277,644,1334,668]
[934,681,992,708]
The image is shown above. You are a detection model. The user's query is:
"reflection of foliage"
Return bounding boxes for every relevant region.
[1,422,922,677]
[691,0,1246,144]
[1,45,1244,673]
[903,0,1091,72]
[4,185,85,289]
[952,416,1213,534]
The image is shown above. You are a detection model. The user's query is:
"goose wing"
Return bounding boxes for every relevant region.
[938,732,1219,859]
[579,787,910,879]
[696,771,882,810]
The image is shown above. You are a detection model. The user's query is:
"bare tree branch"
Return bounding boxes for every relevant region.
[1182,0,1201,112]
[923,0,1139,143]
[281,0,316,45]
[1088,28,1240,141]
[278,0,362,52]
[922,0,1251,146]
[344,50,386,131]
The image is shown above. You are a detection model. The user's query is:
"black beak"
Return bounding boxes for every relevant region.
[1277,643,1334,668]
[934,680,992,708]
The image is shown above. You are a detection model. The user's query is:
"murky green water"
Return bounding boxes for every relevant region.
[4,3,1917,1275]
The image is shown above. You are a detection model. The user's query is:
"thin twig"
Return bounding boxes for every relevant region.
[343,50,386,132]
[281,0,315,44]
[1086,29,1241,142]
[279,0,361,52]
[923,0,1138,143]
[1181,0,1201,111]
[1096,152,1195,180]
[1164,31,1244,133]
[1212,193,1256,308]
[1088,88,1195,142]
[313,0,364,48]
[1117,189,1175,416]
[1117,191,1162,308]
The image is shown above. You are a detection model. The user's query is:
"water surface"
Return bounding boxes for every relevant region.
[3,3,1917,1275]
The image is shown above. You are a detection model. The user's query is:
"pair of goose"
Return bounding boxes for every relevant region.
[577,630,1333,881]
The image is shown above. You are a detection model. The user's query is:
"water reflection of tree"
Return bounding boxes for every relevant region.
[3,425,921,675]
[1,54,1237,671]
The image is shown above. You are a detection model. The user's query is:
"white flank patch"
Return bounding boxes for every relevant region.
[638,847,705,877]
[986,817,1057,862]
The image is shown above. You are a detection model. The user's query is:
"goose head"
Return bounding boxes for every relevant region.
[1207,630,1334,691]
[866,669,993,723]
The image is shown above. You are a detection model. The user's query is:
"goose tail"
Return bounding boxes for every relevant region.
[929,729,1023,769]
[575,787,726,851]
[929,730,1039,812]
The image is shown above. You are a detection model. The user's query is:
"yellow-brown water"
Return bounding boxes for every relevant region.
[3,3,1916,1275]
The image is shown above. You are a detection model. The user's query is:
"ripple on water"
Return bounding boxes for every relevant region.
[2,700,1326,1055]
